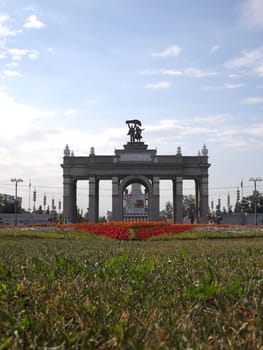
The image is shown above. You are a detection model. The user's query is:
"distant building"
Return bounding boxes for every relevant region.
[0,193,22,206]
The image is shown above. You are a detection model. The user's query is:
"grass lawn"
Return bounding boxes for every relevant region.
[0,230,263,349]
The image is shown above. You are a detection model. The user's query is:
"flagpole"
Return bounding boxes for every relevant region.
[28,180,31,212]
[241,178,243,201]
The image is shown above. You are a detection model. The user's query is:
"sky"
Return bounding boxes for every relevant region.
[0,0,263,216]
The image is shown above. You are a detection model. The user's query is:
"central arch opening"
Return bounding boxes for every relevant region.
[119,176,153,222]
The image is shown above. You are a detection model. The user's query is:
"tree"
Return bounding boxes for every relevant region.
[164,196,196,222]
[249,191,263,213]
[183,195,196,222]
[228,205,233,214]
[35,205,43,214]
[0,198,24,214]
[0,201,15,213]
[99,216,107,223]
[76,209,84,222]
[208,204,222,224]
[164,201,173,220]
[236,191,263,214]
[84,210,89,221]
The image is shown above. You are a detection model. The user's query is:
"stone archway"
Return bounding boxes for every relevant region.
[61,122,210,223]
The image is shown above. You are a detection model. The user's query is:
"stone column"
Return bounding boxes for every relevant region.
[151,177,160,221]
[112,176,121,221]
[89,177,99,222]
[173,176,183,223]
[195,178,200,222]
[63,176,77,223]
[199,176,209,223]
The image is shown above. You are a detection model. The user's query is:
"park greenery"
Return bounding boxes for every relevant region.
[0,223,263,349]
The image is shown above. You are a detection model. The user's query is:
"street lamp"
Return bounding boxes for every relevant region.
[10,178,23,225]
[249,177,262,225]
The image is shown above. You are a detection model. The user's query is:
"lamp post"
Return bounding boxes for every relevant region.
[249,177,262,225]
[10,178,23,225]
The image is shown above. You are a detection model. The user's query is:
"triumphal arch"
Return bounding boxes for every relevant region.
[61,120,210,223]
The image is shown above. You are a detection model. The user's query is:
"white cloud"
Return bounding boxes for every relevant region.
[46,48,55,54]
[144,81,172,89]
[27,50,39,60]
[225,48,263,78]
[24,15,44,29]
[0,92,59,142]
[5,62,18,67]
[224,83,244,89]
[0,15,8,22]
[245,123,263,136]
[239,0,263,29]
[152,45,181,57]
[8,48,28,61]
[2,70,23,77]
[254,62,263,76]
[185,67,218,78]
[65,109,80,116]
[140,70,161,75]
[193,114,231,124]
[145,119,212,146]
[228,74,240,79]
[87,98,98,105]
[243,97,263,104]
[140,69,182,76]
[0,15,17,37]
[209,45,220,55]
[0,92,62,183]
[203,85,224,90]
[24,6,36,12]
[38,110,57,117]
[161,69,182,76]
[145,118,263,153]
[0,91,40,138]
[146,119,182,132]
[225,47,263,68]
[203,83,244,90]
[1,48,40,62]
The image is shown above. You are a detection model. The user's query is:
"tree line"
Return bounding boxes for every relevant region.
[164,191,263,222]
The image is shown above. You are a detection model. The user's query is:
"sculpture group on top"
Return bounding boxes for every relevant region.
[126,119,144,143]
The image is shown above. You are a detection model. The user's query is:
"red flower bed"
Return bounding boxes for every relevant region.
[134,224,194,240]
[74,223,130,240]
[59,222,197,240]
[71,222,195,241]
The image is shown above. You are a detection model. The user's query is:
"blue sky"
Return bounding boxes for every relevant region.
[0,0,263,215]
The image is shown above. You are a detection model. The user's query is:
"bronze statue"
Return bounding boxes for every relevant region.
[126,119,144,143]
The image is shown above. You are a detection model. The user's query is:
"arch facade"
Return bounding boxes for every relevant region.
[61,140,210,223]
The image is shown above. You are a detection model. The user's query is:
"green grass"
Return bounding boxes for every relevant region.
[0,231,263,349]
[149,229,263,240]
